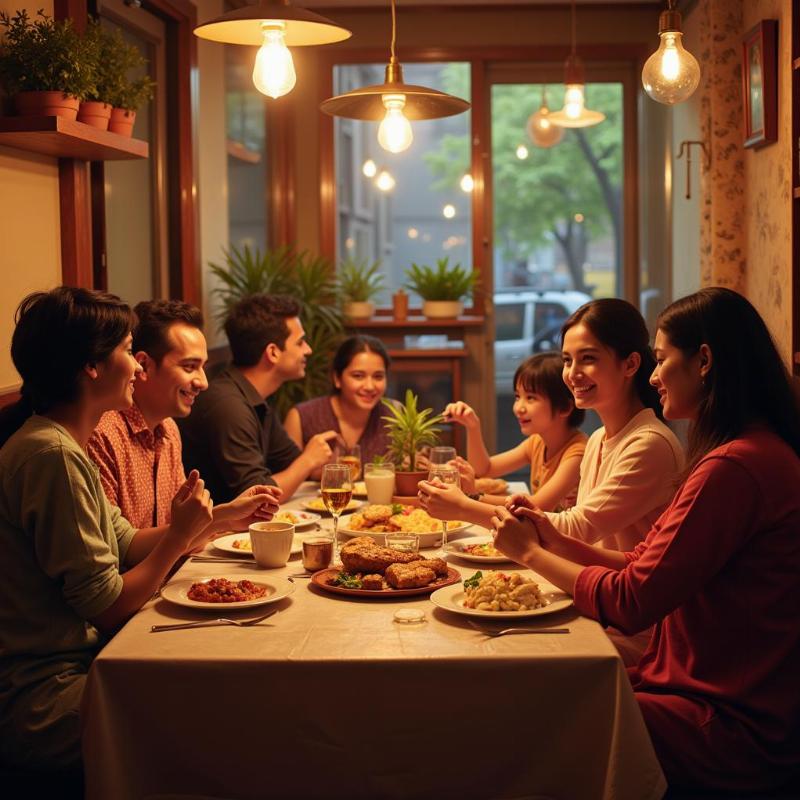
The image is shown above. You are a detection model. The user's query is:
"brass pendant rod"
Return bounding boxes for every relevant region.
[570,0,576,57]
[390,0,397,64]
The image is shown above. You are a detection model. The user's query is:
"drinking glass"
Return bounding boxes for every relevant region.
[427,464,460,552]
[364,461,395,505]
[429,446,457,466]
[337,444,362,482]
[321,463,354,565]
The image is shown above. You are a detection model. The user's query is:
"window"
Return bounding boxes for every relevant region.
[333,62,471,304]
[495,303,526,341]
[225,44,268,252]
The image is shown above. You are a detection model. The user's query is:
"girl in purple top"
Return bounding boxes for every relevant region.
[284,335,393,465]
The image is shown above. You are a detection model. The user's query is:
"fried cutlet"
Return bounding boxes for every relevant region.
[361,574,385,590]
[385,562,437,589]
[341,537,423,574]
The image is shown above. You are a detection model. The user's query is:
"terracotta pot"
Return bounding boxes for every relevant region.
[109,108,136,137]
[393,470,428,497]
[344,300,375,320]
[77,101,112,130]
[422,300,463,319]
[14,91,79,120]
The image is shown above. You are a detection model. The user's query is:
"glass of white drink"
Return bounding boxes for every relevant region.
[364,462,396,505]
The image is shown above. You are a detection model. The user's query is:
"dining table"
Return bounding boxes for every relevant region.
[81,482,666,800]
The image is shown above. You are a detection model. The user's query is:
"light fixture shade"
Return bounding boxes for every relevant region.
[549,55,605,129]
[194,2,351,46]
[321,62,470,121]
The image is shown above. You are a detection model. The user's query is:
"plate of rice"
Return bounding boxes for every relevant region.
[338,503,469,548]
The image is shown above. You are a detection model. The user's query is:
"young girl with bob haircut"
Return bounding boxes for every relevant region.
[0,287,218,773]
[284,334,393,464]
[422,352,587,524]
[492,287,800,794]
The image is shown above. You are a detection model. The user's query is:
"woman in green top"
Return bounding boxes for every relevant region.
[0,288,216,773]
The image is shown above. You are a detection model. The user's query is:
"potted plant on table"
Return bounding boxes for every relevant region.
[381,390,443,496]
[0,9,97,119]
[404,256,477,319]
[338,258,384,320]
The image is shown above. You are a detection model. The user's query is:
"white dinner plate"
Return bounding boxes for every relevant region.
[271,509,321,529]
[337,514,471,549]
[430,580,573,619]
[213,532,305,557]
[302,497,364,513]
[160,575,295,611]
[444,537,516,564]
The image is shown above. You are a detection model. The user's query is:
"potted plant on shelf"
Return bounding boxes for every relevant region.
[381,390,443,496]
[76,20,117,130]
[338,258,384,319]
[100,27,155,137]
[404,257,477,319]
[0,9,97,120]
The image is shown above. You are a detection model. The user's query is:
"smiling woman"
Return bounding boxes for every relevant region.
[284,334,393,464]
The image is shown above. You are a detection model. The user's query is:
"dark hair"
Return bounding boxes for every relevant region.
[657,287,800,471]
[0,286,135,446]
[513,352,584,428]
[224,294,301,367]
[331,335,391,393]
[561,298,662,417]
[133,300,203,364]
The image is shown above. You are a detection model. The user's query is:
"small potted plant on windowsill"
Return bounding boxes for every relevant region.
[0,9,97,120]
[381,390,443,496]
[404,257,477,319]
[338,258,385,320]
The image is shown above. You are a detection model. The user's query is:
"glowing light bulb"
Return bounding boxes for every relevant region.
[642,30,700,105]
[526,105,563,148]
[516,144,529,160]
[377,94,413,153]
[362,159,377,178]
[252,22,296,99]
[407,227,419,239]
[564,85,585,120]
[443,204,456,219]
[460,173,474,193]
[375,170,396,191]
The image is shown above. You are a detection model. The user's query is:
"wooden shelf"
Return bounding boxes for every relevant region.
[387,348,469,359]
[346,315,485,329]
[0,115,148,160]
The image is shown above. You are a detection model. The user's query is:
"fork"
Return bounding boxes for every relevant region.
[150,609,278,632]
[467,619,570,636]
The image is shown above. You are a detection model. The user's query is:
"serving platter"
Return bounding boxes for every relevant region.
[337,516,470,549]
[310,567,461,598]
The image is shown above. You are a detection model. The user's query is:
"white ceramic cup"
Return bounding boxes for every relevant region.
[249,521,294,568]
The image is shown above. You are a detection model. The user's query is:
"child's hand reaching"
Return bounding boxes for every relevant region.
[451,456,476,494]
[442,401,480,431]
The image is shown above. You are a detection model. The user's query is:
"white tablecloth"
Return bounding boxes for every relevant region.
[82,484,666,800]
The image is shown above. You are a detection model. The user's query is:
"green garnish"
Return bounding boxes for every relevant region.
[391,503,404,515]
[463,571,483,590]
[332,572,363,589]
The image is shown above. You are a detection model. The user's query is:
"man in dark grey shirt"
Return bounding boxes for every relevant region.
[178,295,338,502]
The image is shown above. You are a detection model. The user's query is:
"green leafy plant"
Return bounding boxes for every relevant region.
[404,257,477,302]
[0,9,97,98]
[208,244,345,417]
[338,258,385,303]
[95,22,155,111]
[381,390,443,471]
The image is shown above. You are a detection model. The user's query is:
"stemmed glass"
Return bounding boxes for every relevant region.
[427,464,460,553]
[321,463,354,566]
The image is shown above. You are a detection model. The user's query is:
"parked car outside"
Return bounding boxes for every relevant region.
[494,290,591,392]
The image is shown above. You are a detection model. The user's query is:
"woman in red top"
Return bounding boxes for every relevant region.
[492,287,800,794]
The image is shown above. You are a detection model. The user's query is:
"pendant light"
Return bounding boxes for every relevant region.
[194,1,351,99]
[320,0,470,154]
[549,0,605,129]
[641,0,700,105]
[526,86,564,148]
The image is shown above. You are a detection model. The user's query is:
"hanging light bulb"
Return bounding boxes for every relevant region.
[460,173,474,192]
[252,22,295,98]
[320,0,469,146]
[377,93,413,153]
[642,1,700,105]
[526,86,563,148]
[549,1,605,129]
[375,170,396,191]
[362,159,377,178]
[194,3,351,99]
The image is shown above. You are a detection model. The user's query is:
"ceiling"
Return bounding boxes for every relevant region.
[303,1,662,6]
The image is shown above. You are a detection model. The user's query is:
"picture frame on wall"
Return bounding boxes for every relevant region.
[742,19,778,149]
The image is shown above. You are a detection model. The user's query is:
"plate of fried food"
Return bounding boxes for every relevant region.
[474,477,510,496]
[160,575,295,610]
[311,536,460,597]
[303,497,363,513]
[430,570,572,619]
[338,503,470,548]
[212,532,305,556]
[443,537,516,564]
